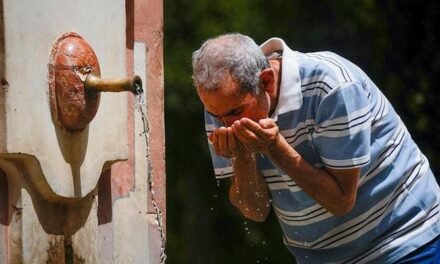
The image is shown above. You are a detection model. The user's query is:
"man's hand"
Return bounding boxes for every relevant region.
[209,126,244,158]
[208,122,271,222]
[208,117,280,157]
[231,118,280,155]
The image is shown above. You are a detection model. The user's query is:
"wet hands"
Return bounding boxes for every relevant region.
[209,126,244,158]
[233,118,280,154]
[209,118,280,157]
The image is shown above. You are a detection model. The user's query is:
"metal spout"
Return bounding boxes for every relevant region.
[85,73,143,95]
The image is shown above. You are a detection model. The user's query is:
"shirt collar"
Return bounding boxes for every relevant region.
[260,38,302,121]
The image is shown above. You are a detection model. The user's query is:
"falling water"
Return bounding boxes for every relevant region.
[234,152,273,263]
[134,91,167,263]
[235,152,268,217]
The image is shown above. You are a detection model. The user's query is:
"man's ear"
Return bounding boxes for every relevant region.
[259,68,275,93]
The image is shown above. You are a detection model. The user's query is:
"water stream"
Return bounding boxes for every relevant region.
[230,152,270,218]
[135,92,167,263]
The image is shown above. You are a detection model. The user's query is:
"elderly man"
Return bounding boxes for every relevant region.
[192,33,440,263]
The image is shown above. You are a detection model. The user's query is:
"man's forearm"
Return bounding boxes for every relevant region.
[229,153,270,222]
[266,135,358,216]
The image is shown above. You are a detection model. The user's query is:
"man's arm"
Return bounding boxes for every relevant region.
[267,132,359,215]
[233,118,359,216]
[210,127,271,222]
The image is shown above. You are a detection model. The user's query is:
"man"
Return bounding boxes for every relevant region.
[192,33,440,263]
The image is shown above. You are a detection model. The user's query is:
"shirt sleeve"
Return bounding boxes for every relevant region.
[204,111,233,179]
[312,81,372,169]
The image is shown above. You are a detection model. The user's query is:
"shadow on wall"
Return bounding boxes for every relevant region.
[0,169,7,225]
[53,126,89,198]
[0,159,114,236]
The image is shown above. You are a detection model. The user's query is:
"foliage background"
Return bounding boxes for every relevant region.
[164,1,440,263]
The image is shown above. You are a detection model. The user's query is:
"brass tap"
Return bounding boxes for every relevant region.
[85,73,143,95]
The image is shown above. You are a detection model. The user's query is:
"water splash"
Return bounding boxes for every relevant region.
[135,92,167,263]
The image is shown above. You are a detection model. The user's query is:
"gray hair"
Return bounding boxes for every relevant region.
[192,33,269,94]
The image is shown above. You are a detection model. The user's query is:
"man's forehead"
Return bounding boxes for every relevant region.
[198,79,243,97]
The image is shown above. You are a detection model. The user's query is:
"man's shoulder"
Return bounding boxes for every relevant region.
[296,51,361,86]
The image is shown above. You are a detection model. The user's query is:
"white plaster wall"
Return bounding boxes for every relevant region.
[113,42,151,263]
[0,225,5,263]
[20,190,54,264]
[2,0,128,198]
[0,2,155,263]
[72,201,99,263]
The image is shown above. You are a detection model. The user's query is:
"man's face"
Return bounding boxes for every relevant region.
[198,75,270,127]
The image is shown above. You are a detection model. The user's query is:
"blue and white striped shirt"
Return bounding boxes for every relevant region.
[205,38,440,263]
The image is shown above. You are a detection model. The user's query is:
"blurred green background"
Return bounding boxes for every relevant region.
[164,1,440,263]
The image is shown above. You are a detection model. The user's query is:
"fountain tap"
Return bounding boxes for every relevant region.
[49,32,145,131]
[85,73,143,95]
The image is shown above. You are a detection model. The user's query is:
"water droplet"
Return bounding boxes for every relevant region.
[210,207,214,211]
[262,241,266,245]
[230,156,237,167]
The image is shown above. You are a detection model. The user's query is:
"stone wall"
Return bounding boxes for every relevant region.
[0,0,165,263]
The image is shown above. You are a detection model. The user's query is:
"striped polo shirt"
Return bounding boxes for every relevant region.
[204,38,440,263]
